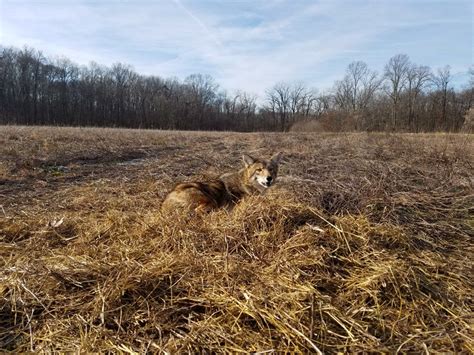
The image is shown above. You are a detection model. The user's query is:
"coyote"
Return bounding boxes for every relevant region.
[162,152,282,213]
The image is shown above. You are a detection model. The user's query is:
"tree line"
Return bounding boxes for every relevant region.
[0,46,472,131]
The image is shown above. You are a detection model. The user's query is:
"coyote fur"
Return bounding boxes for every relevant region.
[162,152,283,213]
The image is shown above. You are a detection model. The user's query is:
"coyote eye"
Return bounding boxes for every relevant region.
[256,168,262,172]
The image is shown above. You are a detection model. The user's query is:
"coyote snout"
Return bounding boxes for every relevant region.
[161,152,283,213]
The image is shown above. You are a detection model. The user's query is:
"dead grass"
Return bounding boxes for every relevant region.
[1,126,473,352]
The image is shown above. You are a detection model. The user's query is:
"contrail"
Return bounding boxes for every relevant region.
[172,0,222,47]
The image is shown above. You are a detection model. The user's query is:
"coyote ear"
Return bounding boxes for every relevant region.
[270,152,283,165]
[242,154,255,167]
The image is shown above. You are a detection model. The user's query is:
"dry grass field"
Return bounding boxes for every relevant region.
[1,126,473,353]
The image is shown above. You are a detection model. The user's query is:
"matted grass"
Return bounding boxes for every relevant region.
[1,126,473,352]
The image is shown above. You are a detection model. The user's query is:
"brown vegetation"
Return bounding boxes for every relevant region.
[463,108,474,133]
[1,126,473,352]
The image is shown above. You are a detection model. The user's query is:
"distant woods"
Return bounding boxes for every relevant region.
[0,47,472,131]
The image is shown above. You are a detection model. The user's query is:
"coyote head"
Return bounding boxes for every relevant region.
[242,152,283,192]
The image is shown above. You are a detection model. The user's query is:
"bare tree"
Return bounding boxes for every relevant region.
[109,63,136,125]
[265,82,291,131]
[334,61,380,110]
[332,61,381,129]
[432,66,452,130]
[235,91,258,130]
[302,88,320,116]
[384,54,410,129]
[289,82,306,118]
[184,74,218,128]
[469,66,474,88]
[406,64,431,130]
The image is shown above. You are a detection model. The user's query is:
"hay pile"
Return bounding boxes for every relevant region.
[2,194,472,352]
[1,127,473,352]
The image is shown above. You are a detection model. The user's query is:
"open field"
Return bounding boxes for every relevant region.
[1,126,473,352]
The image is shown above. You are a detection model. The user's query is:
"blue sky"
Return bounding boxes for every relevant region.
[0,0,472,96]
